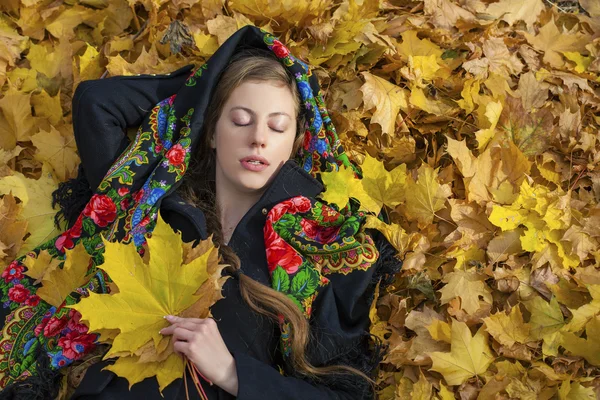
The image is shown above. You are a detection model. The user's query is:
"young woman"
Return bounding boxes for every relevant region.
[0,26,401,399]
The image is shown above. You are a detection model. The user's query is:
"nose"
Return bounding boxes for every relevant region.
[250,122,267,147]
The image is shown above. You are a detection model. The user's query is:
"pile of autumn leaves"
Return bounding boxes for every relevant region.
[1,0,600,397]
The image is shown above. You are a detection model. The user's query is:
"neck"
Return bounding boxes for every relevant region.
[216,181,263,245]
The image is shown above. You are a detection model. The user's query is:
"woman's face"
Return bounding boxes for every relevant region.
[211,80,298,195]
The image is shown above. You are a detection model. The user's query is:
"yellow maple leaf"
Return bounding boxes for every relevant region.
[0,194,28,265]
[409,87,457,116]
[561,316,600,366]
[404,164,449,227]
[401,55,441,88]
[475,100,502,151]
[395,30,443,60]
[483,306,533,347]
[0,164,62,255]
[558,380,596,400]
[0,87,38,150]
[563,285,600,333]
[23,249,62,284]
[360,155,406,212]
[75,43,104,85]
[29,243,91,307]
[364,215,411,256]
[439,269,492,315]
[71,213,225,391]
[31,89,63,125]
[26,40,71,80]
[321,155,405,214]
[427,319,451,343]
[411,371,433,399]
[31,125,80,181]
[429,319,494,386]
[360,71,408,135]
[320,165,362,209]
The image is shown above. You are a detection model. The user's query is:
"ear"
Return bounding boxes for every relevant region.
[210,136,216,149]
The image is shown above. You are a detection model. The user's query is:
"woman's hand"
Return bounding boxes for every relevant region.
[160,315,239,396]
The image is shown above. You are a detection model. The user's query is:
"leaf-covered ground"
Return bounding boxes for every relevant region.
[1,0,600,398]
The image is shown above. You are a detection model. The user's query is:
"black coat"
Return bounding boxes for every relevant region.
[65,67,401,400]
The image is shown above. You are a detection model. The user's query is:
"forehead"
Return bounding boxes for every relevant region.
[225,81,296,114]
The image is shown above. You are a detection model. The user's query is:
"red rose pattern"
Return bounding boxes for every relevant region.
[2,261,24,283]
[165,144,186,166]
[34,316,51,336]
[43,317,68,337]
[8,284,30,303]
[271,40,290,59]
[67,309,89,334]
[269,196,312,222]
[117,187,129,197]
[83,194,117,228]
[265,223,302,274]
[58,331,96,360]
[300,218,340,244]
[120,197,130,211]
[25,295,40,307]
[55,216,83,252]
[132,189,144,202]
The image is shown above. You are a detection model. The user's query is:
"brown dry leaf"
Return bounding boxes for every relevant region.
[405,307,450,364]
[484,0,545,31]
[423,0,477,30]
[524,18,589,68]
[515,71,550,111]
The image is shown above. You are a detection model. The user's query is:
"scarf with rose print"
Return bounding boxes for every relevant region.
[0,25,379,390]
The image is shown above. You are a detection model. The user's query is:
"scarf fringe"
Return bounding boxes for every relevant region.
[367,229,403,305]
[51,164,93,230]
[0,350,61,400]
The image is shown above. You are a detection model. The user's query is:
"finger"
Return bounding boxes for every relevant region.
[160,324,176,335]
[173,340,190,355]
[173,320,206,333]
[173,326,195,342]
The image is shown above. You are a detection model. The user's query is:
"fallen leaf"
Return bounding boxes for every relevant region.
[429,319,494,386]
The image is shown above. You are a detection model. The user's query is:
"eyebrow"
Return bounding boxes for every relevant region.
[229,106,292,119]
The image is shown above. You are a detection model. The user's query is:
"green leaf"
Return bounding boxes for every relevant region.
[82,218,96,235]
[271,266,291,293]
[290,267,320,299]
[286,293,303,310]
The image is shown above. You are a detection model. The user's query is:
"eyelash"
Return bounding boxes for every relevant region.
[233,122,285,133]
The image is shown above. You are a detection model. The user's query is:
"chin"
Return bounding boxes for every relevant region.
[235,175,272,193]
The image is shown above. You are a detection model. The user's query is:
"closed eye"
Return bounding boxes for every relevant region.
[233,122,285,133]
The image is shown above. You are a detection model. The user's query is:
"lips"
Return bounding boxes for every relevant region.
[240,155,270,172]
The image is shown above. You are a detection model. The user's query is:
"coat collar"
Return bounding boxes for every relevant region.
[257,159,324,210]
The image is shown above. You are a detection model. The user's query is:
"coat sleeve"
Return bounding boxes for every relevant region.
[72,64,194,191]
[232,229,402,400]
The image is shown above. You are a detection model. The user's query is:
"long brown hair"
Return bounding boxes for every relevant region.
[176,48,375,387]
